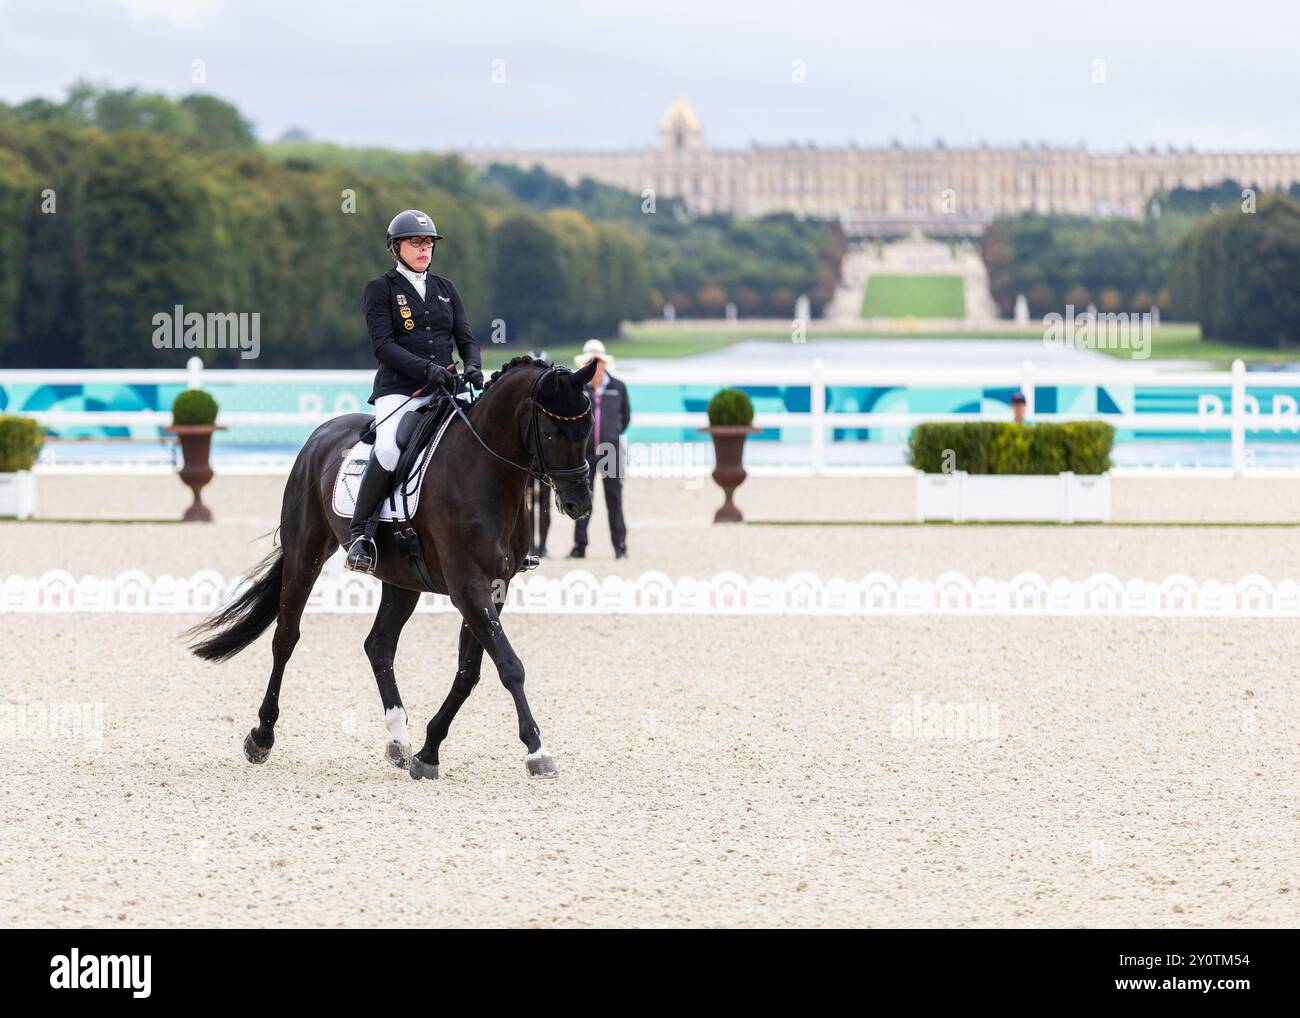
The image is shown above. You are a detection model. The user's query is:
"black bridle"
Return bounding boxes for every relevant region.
[443,365,592,491]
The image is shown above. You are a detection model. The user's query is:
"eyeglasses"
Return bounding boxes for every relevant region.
[403,237,436,249]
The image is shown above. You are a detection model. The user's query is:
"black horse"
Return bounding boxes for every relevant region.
[184,356,596,779]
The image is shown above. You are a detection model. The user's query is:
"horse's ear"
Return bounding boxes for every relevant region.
[573,359,597,385]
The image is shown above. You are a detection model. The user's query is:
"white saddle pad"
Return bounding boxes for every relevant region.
[331,410,458,520]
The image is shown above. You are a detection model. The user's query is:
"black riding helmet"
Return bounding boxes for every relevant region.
[387,209,443,245]
[387,210,443,272]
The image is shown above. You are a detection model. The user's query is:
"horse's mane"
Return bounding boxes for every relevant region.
[478,354,551,400]
[472,352,589,422]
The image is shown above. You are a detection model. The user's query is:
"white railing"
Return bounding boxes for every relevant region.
[3,355,1296,476]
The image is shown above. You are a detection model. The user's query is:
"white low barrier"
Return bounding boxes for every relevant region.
[915,471,1111,522]
[3,568,1299,617]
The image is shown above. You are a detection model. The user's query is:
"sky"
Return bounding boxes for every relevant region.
[2,0,1298,153]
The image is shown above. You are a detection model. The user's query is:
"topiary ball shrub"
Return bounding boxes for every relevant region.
[707,388,754,427]
[0,414,44,472]
[172,389,219,427]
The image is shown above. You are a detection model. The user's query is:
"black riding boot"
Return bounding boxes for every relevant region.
[345,450,396,574]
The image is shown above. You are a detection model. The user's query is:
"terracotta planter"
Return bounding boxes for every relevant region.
[698,424,761,523]
[162,424,227,522]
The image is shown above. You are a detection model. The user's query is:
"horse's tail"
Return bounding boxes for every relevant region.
[184,547,285,662]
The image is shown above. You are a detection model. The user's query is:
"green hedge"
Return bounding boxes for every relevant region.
[909,421,1113,475]
[0,413,44,472]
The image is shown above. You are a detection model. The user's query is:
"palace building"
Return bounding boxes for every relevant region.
[464,97,1300,236]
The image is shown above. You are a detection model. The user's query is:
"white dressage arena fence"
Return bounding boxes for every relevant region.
[4,568,1300,618]
[5,355,1296,476]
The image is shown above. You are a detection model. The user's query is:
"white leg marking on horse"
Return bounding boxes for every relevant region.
[384,706,410,745]
[525,744,549,762]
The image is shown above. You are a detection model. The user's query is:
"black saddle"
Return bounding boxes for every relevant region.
[358,382,463,449]
[359,382,472,594]
[352,379,539,591]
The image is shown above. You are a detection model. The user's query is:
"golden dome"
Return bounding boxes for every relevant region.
[659,95,701,132]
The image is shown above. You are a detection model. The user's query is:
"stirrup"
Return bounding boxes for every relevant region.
[345,533,378,574]
[520,554,541,572]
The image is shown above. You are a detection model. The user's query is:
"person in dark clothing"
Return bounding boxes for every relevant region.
[345,208,484,573]
[521,352,554,559]
[528,472,552,558]
[568,340,630,559]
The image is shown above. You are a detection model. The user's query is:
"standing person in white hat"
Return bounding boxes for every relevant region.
[568,339,631,559]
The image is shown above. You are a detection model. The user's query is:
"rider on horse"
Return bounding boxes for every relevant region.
[345,209,485,573]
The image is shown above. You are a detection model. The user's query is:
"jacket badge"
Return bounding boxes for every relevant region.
[404,320,415,331]
[400,307,412,319]
[396,293,407,306]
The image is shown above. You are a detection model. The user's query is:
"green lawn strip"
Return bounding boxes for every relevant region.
[486,321,1296,369]
[1100,331,1300,367]
[482,332,745,370]
[861,274,966,318]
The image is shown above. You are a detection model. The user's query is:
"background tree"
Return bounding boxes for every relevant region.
[487,213,566,346]
[0,84,847,367]
[1169,194,1300,346]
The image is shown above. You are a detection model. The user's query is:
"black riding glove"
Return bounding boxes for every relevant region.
[422,361,453,390]
[463,365,484,388]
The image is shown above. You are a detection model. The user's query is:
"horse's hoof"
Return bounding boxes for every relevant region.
[243,729,272,764]
[409,756,439,781]
[525,746,558,778]
[384,739,412,769]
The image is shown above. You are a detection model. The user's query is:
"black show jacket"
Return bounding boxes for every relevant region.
[585,374,632,470]
[364,267,482,404]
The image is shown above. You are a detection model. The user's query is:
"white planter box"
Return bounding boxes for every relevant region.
[0,470,36,519]
[915,471,1110,523]
[915,472,963,521]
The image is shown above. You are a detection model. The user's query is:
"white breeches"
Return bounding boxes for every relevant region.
[372,392,434,470]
